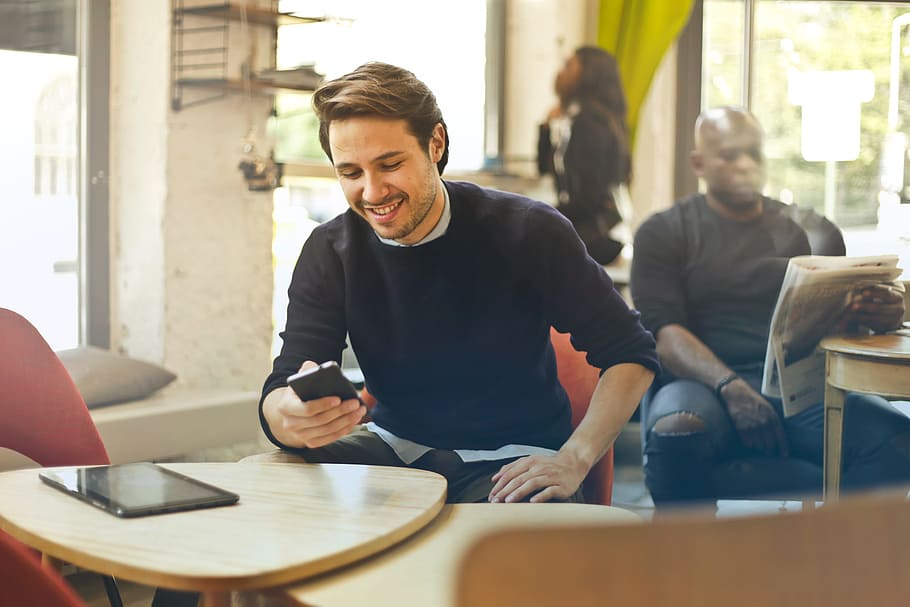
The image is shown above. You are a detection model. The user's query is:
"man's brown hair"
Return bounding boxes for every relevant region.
[312,62,450,174]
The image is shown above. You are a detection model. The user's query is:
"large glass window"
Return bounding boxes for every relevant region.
[273,0,487,171]
[703,1,910,274]
[702,0,745,109]
[0,1,80,349]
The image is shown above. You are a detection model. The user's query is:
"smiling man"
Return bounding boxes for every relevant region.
[258,62,658,505]
[329,116,444,244]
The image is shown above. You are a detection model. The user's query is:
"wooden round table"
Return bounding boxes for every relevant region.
[819,332,910,500]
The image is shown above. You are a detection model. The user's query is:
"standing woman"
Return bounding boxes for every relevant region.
[538,46,631,265]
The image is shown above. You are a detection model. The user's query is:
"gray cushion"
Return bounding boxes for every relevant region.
[56,346,177,408]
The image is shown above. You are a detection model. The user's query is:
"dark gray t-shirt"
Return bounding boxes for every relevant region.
[630,194,811,369]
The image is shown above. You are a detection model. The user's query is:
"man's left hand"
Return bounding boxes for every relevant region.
[846,285,905,333]
[487,452,588,503]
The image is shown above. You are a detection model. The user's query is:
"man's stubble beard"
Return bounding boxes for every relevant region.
[388,163,440,242]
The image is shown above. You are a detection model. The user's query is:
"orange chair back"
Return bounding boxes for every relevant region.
[549,328,613,505]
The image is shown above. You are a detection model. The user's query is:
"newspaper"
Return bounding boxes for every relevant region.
[761,254,904,417]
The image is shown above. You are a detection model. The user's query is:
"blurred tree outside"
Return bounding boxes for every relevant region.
[703,1,910,227]
[273,92,323,163]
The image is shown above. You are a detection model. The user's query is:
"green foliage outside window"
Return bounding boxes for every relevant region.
[273,93,325,164]
[704,1,910,227]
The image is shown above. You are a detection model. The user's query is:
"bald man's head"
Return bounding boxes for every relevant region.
[691,106,766,213]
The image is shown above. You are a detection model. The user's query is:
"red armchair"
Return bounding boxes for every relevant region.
[0,308,122,607]
[0,530,87,607]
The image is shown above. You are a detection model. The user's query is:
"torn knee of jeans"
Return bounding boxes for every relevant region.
[652,411,706,436]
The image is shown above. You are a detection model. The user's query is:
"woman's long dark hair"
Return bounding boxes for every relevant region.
[573,46,631,185]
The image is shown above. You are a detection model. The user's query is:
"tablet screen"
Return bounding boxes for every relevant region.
[39,462,239,518]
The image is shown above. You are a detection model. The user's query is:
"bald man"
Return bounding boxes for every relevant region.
[630,106,909,507]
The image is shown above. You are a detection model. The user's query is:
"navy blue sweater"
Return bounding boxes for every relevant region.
[262,181,658,451]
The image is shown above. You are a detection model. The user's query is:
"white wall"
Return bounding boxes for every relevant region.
[110,0,168,363]
[110,0,273,390]
[630,45,678,232]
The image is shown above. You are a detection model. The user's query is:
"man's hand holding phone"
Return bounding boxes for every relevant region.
[262,361,366,449]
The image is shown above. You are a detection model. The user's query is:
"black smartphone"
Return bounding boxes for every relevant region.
[287,361,361,402]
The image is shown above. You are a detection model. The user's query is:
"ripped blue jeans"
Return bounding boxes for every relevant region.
[641,367,910,506]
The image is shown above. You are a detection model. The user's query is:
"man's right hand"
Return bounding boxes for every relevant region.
[262,361,366,449]
[720,378,789,456]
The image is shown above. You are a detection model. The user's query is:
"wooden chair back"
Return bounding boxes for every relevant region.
[456,489,910,607]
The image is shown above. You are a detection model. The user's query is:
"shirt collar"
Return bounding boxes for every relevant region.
[377,182,451,247]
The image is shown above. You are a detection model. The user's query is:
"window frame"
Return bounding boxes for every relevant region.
[81,0,111,347]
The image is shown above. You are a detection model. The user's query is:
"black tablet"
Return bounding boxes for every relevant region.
[38,462,240,518]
